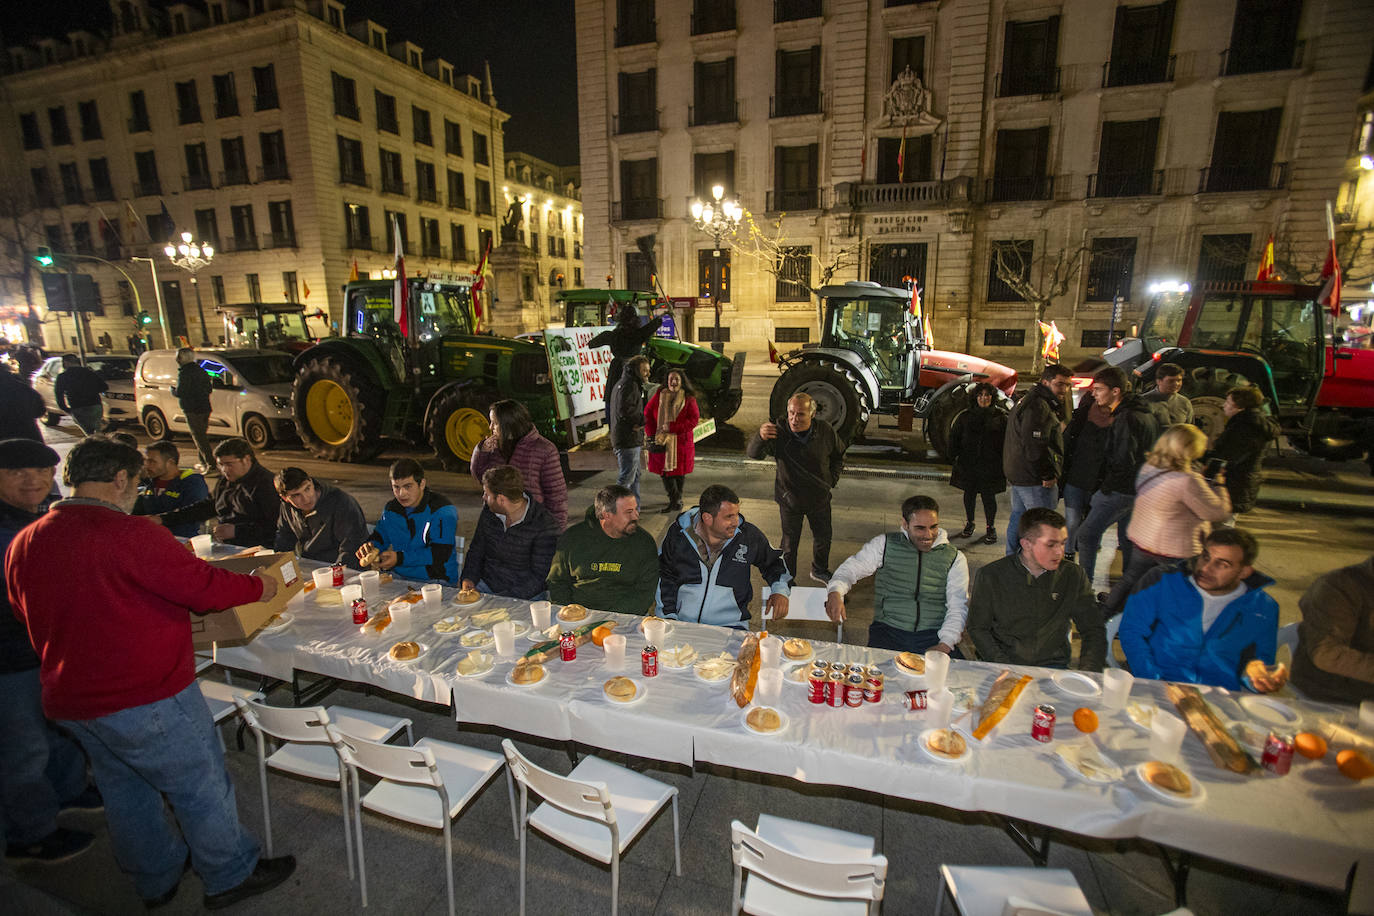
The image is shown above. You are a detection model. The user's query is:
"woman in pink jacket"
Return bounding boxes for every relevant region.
[469,400,568,528]
[644,370,699,513]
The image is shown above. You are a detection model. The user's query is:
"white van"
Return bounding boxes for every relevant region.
[135,348,296,449]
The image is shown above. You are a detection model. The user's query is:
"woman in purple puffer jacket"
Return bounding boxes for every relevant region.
[469,399,568,529]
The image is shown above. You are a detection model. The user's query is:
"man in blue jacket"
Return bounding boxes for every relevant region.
[1119,528,1288,692]
[357,458,459,584]
[135,440,211,537]
[657,484,791,627]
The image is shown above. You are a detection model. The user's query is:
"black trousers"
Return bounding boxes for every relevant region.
[659,474,685,505]
[779,499,832,578]
[962,488,999,527]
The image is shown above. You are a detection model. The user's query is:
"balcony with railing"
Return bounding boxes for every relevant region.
[183,173,214,191]
[614,111,660,135]
[257,163,290,182]
[339,167,370,188]
[689,101,739,127]
[91,183,115,202]
[994,68,1061,98]
[846,177,972,209]
[264,231,297,249]
[1087,169,1163,198]
[774,0,821,21]
[421,241,443,258]
[614,17,655,47]
[225,234,259,252]
[416,185,439,204]
[254,91,279,111]
[452,246,470,262]
[1197,162,1288,194]
[1220,39,1304,77]
[219,169,250,187]
[127,116,150,133]
[62,186,85,206]
[215,100,239,119]
[345,234,374,251]
[133,178,162,197]
[447,194,468,212]
[380,176,408,196]
[612,198,663,221]
[984,175,1055,202]
[770,92,822,118]
[1102,55,1175,88]
[766,187,823,212]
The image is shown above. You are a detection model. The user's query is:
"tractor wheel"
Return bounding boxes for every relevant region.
[426,387,498,471]
[926,386,974,461]
[142,407,168,440]
[1190,396,1228,446]
[708,388,743,422]
[293,356,385,462]
[770,361,865,444]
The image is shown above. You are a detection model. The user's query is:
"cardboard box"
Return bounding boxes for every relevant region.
[190,552,303,648]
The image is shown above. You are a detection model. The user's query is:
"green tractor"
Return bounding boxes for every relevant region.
[556,288,745,421]
[292,277,568,470]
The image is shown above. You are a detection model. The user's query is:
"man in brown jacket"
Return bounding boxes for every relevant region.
[1291,555,1374,703]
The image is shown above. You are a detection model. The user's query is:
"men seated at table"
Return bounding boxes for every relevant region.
[1291,554,1374,703]
[134,439,210,538]
[657,484,791,627]
[825,495,969,656]
[272,466,369,569]
[154,438,281,547]
[355,458,459,585]
[547,484,658,614]
[968,507,1106,670]
[460,466,559,600]
[1119,528,1287,693]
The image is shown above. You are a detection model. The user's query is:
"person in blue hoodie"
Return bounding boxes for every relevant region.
[657,484,791,628]
[1119,527,1288,692]
[356,458,459,584]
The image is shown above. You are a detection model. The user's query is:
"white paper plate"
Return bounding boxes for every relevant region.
[638,618,676,641]
[918,728,971,764]
[459,629,495,649]
[1052,743,1123,784]
[1126,702,1157,732]
[387,642,429,664]
[1133,763,1206,806]
[741,706,789,736]
[786,665,813,686]
[1052,671,1102,699]
[778,641,815,665]
[602,678,647,705]
[455,655,495,678]
[452,591,487,609]
[526,625,561,644]
[1239,695,1300,728]
[694,661,734,682]
[506,666,547,688]
[1226,720,1268,756]
[259,613,292,633]
[658,646,699,670]
[480,620,530,638]
[432,615,465,635]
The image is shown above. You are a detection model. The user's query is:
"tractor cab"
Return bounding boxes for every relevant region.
[821,289,918,406]
[219,303,328,353]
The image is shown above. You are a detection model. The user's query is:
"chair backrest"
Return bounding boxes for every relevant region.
[501,739,614,826]
[765,585,829,623]
[730,820,887,904]
[1104,614,1123,669]
[1275,621,1299,662]
[328,727,441,789]
[235,697,334,744]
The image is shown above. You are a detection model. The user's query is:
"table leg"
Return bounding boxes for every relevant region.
[1156,844,1191,906]
[290,670,341,707]
[998,816,1052,867]
[565,740,580,768]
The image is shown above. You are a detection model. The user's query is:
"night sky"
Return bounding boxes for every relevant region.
[3,0,580,165]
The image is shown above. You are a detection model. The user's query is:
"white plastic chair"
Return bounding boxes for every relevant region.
[197,678,262,750]
[328,729,517,915]
[934,865,1093,916]
[1105,614,1123,670]
[730,815,887,915]
[501,738,681,916]
[234,698,413,874]
[454,535,466,569]
[762,585,842,643]
[1276,621,1299,664]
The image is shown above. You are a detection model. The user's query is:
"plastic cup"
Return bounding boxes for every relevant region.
[421,583,442,610]
[530,601,552,630]
[359,570,380,597]
[924,650,950,692]
[340,584,362,607]
[1361,700,1374,731]
[190,534,214,558]
[389,600,412,628]
[757,668,783,703]
[643,617,666,647]
[492,620,515,657]
[604,634,627,670]
[927,687,954,729]
[1102,668,1134,710]
[311,567,334,590]
[1149,710,1188,763]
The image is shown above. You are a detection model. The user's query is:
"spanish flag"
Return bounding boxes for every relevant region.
[767,340,780,364]
[1255,234,1276,281]
[348,259,359,282]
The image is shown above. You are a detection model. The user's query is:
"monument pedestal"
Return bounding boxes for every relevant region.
[487,242,543,336]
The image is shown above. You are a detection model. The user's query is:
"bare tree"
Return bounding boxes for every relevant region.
[1273,226,1372,288]
[0,181,50,345]
[729,210,860,328]
[991,238,1100,372]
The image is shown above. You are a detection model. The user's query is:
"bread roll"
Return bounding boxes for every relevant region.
[746,707,782,732]
[455,588,481,605]
[782,638,811,659]
[558,604,588,622]
[603,676,637,701]
[1142,760,1191,795]
[511,662,545,685]
[926,728,967,758]
[388,641,420,661]
[896,651,925,673]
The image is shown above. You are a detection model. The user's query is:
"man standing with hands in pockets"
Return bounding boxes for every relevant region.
[173,348,215,475]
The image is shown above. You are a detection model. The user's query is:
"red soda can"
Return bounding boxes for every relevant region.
[641,645,659,677]
[331,563,345,587]
[864,668,884,703]
[1261,732,1294,775]
[844,674,866,708]
[807,666,828,704]
[846,663,867,679]
[826,671,846,707]
[905,689,928,711]
[1031,704,1056,742]
[351,597,369,625]
[559,630,577,661]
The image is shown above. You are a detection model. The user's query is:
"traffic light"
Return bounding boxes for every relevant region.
[137,310,152,326]
[34,247,53,267]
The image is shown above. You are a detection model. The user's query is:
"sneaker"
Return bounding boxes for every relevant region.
[5,827,94,866]
[61,785,104,813]
[980,529,998,545]
[809,567,833,584]
[954,522,976,539]
[203,855,296,910]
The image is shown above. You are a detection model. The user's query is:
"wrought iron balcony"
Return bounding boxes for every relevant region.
[1086,169,1163,198]
[994,67,1061,98]
[612,198,663,221]
[1197,162,1288,194]
[984,175,1054,202]
[614,111,660,134]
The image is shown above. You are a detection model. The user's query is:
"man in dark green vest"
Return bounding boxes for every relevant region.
[824,495,969,655]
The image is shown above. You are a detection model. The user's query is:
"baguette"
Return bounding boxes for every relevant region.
[1166,683,1258,774]
[731,634,762,708]
[521,619,614,663]
[972,670,1031,741]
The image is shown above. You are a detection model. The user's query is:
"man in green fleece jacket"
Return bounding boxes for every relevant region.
[968,507,1106,670]
[547,485,659,614]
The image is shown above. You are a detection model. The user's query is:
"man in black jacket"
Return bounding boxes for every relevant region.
[53,355,107,435]
[1002,364,1070,554]
[590,304,662,394]
[460,466,559,599]
[746,393,845,582]
[607,355,650,501]
[272,467,369,568]
[0,367,45,441]
[1206,386,1280,517]
[173,348,214,474]
[155,437,280,547]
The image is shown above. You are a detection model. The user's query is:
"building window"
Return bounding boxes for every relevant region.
[1105,1,1175,87]
[989,127,1051,201]
[869,242,928,291]
[984,328,1026,346]
[776,246,811,301]
[1081,329,1112,348]
[31,168,53,208]
[876,135,932,184]
[692,58,737,126]
[415,160,437,203]
[1085,238,1137,302]
[988,240,1033,302]
[472,132,490,166]
[210,275,226,307]
[283,271,298,302]
[890,35,926,84]
[88,158,113,200]
[129,90,150,132]
[221,137,248,186]
[693,151,735,200]
[617,69,658,134]
[259,130,288,181]
[337,136,367,186]
[20,113,42,149]
[474,179,493,215]
[998,17,1061,97]
[71,221,93,255]
[1203,109,1282,192]
[252,64,279,110]
[268,200,295,248]
[175,80,201,124]
[413,106,432,146]
[45,224,64,251]
[184,143,212,190]
[775,327,811,343]
[615,0,655,46]
[692,0,736,35]
[774,47,820,117]
[59,163,83,205]
[385,211,409,252]
[447,169,467,209]
[1224,0,1301,76]
[194,208,220,249]
[379,149,405,195]
[345,202,371,248]
[419,217,440,257]
[618,158,659,220]
[78,100,102,141]
[450,222,468,260]
[133,150,160,196]
[102,221,123,259]
[332,72,359,119]
[375,91,398,133]
[118,281,136,316]
[772,144,819,210]
[698,325,731,343]
[1197,233,1251,284]
[213,73,239,118]
[1092,119,1160,197]
[145,212,169,243]
[444,119,464,157]
[245,273,261,301]
[776,0,821,22]
[230,205,257,251]
[698,249,730,302]
[48,107,72,145]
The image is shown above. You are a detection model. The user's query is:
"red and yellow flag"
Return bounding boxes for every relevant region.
[348,259,359,282]
[1255,234,1276,281]
[767,340,780,364]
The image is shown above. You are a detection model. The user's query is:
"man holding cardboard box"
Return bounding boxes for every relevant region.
[5,438,296,909]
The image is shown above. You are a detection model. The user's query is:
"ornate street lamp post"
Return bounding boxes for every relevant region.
[164,231,215,344]
[689,184,741,353]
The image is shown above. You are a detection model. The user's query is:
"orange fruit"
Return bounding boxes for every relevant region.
[1072,708,1099,733]
[1337,749,1374,781]
[591,624,615,648]
[1293,732,1327,760]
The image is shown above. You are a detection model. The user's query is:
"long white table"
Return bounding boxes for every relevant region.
[210,561,1373,900]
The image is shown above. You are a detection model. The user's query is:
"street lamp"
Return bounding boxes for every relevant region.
[689,184,741,353]
[164,230,215,344]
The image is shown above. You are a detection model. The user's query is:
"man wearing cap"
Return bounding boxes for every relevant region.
[6,437,295,908]
[0,439,100,867]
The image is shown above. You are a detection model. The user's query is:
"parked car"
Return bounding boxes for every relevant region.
[135,348,296,449]
[30,354,139,428]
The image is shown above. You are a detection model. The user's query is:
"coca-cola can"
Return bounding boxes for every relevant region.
[351,597,369,625]
[813,657,829,671]
[807,667,828,705]
[846,663,867,679]
[641,645,659,678]
[828,661,846,675]
[559,631,577,662]
[864,671,884,703]
[905,688,928,711]
[826,671,846,707]
[844,673,866,708]
[1031,704,1056,743]
[331,563,345,587]
[1261,732,1294,775]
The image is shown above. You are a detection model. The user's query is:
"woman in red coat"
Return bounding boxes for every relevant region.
[644,369,699,513]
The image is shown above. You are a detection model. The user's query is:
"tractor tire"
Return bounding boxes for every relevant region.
[926,386,973,462]
[293,356,385,462]
[142,407,168,440]
[1190,396,1228,446]
[708,388,743,422]
[426,387,498,472]
[770,361,865,445]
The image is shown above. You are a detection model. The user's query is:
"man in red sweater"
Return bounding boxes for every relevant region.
[6,437,295,909]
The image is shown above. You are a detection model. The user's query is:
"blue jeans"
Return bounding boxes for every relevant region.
[0,668,89,845]
[60,681,259,900]
[1074,490,1135,586]
[1005,484,1059,554]
[614,447,642,501]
